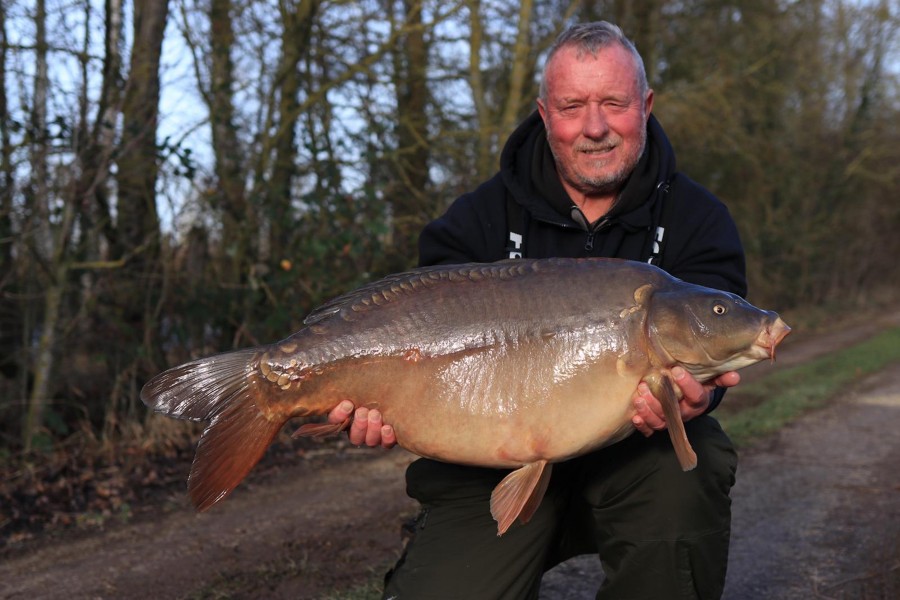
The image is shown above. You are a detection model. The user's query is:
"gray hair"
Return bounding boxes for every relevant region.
[539,21,649,101]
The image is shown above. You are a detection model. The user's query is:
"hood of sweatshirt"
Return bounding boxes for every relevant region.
[499,110,677,232]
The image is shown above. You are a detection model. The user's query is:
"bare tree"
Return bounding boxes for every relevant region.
[22,0,53,451]
[465,0,576,181]
[0,1,18,390]
[266,0,319,264]
[109,0,170,421]
[85,0,126,252]
[0,2,12,281]
[384,0,430,270]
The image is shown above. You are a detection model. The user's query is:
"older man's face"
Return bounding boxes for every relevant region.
[538,44,653,198]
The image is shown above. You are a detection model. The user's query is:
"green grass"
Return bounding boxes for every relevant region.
[318,579,385,600]
[717,326,900,447]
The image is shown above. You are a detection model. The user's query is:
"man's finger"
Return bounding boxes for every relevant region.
[715,371,741,388]
[328,400,354,424]
[632,393,666,437]
[365,409,384,447]
[381,425,397,448]
[348,407,369,445]
[671,367,705,406]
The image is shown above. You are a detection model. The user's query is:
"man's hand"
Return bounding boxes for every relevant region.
[327,401,397,448]
[631,367,740,437]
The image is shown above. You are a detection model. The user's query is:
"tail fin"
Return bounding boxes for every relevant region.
[141,349,284,510]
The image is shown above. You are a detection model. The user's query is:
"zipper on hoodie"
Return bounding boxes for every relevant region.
[570,205,611,252]
[585,217,610,251]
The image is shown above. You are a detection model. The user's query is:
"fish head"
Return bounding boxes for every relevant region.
[647,285,791,382]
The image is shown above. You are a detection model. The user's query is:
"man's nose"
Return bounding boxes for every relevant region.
[583,105,609,139]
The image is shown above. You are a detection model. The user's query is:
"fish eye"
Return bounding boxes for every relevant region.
[713,304,727,315]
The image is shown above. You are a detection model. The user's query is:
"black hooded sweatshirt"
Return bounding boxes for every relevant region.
[419,111,746,298]
[417,112,747,413]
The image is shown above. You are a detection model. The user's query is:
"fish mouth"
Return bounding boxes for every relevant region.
[755,316,792,361]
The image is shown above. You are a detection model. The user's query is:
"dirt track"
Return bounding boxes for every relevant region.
[539,362,900,599]
[2,315,899,600]
[0,449,418,599]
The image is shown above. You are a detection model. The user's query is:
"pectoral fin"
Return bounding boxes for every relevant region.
[652,372,698,471]
[490,460,552,536]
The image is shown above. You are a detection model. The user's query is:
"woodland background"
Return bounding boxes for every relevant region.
[1,0,898,459]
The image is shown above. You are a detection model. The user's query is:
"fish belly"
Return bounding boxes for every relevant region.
[311,331,648,469]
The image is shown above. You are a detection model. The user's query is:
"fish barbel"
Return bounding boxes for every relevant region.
[141,257,790,534]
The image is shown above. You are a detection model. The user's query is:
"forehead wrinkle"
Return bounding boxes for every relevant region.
[548,49,641,94]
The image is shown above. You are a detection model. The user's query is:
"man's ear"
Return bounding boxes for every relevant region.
[645,89,655,119]
[537,97,547,124]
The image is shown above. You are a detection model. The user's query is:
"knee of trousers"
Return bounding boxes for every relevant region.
[386,459,567,600]
[403,458,510,504]
[579,415,738,539]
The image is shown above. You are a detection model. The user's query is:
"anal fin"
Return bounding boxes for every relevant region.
[489,460,553,536]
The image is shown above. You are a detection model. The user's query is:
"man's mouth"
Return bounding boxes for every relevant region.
[578,145,616,154]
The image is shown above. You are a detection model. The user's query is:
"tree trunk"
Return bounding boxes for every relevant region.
[112,0,169,421]
[117,0,167,257]
[208,0,247,264]
[467,0,554,182]
[0,2,16,384]
[466,0,493,180]
[627,0,662,85]
[387,0,429,270]
[22,0,50,451]
[267,0,318,262]
[85,0,125,252]
[24,202,76,451]
[498,0,535,137]
[0,2,12,280]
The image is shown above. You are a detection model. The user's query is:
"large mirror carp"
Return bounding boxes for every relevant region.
[142,257,790,535]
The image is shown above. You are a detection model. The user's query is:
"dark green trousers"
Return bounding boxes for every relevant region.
[382,416,738,600]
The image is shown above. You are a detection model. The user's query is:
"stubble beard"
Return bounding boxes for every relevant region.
[547,122,647,198]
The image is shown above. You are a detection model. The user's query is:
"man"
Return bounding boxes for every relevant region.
[330,21,744,599]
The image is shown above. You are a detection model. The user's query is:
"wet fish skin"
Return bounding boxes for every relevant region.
[141,257,790,534]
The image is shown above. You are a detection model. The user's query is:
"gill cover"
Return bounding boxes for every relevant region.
[647,285,771,372]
